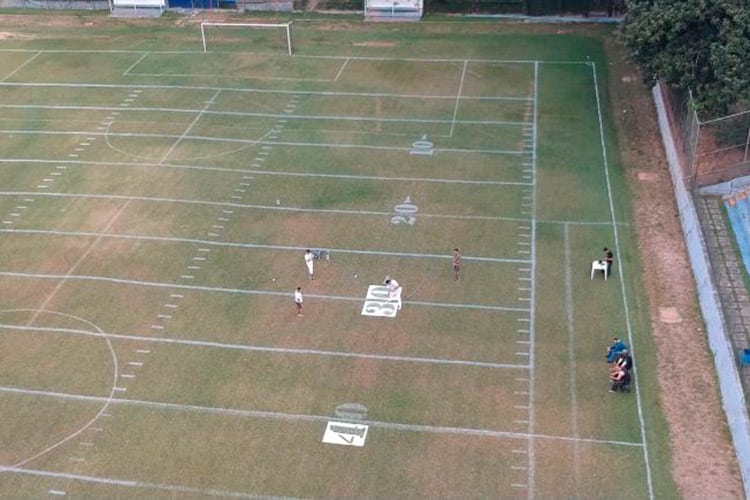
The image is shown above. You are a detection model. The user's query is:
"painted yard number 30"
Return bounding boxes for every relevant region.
[391,196,418,225]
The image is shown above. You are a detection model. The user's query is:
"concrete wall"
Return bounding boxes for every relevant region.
[653,83,750,497]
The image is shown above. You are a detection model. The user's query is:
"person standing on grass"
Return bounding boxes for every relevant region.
[294,287,303,317]
[452,248,462,281]
[603,247,614,277]
[384,278,402,310]
[385,278,400,298]
[304,249,314,281]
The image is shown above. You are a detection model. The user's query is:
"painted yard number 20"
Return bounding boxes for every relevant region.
[391,196,418,225]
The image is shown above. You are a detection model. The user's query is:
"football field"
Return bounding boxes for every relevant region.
[0,17,674,497]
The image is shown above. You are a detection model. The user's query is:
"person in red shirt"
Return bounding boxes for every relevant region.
[452,248,462,281]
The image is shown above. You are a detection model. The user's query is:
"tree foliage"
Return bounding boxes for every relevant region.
[622,0,750,116]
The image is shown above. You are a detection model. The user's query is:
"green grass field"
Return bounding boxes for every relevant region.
[0,15,676,497]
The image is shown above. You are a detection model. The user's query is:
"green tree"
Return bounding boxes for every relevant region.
[622,0,750,116]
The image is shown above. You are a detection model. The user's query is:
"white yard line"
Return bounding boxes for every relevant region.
[122,52,150,76]
[0,47,587,64]
[0,103,528,127]
[448,59,468,138]
[0,157,529,187]
[0,191,529,222]
[333,57,351,82]
[0,323,528,370]
[0,229,527,264]
[563,223,581,487]
[591,62,654,499]
[0,386,644,447]
[128,71,339,83]
[0,272,531,313]
[159,89,221,164]
[0,80,531,101]
[1,466,277,499]
[0,129,522,155]
[0,50,42,83]
[25,200,131,328]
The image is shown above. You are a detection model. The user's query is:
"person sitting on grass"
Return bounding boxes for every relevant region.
[606,337,628,363]
[609,365,627,392]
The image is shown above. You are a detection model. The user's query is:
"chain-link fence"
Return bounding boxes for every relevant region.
[667,86,750,188]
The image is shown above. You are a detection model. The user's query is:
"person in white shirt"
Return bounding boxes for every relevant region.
[304,249,314,280]
[385,278,400,296]
[384,278,402,310]
[294,287,303,316]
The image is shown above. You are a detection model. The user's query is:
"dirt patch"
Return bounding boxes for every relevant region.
[353,41,397,48]
[0,32,34,40]
[658,306,683,324]
[604,32,743,496]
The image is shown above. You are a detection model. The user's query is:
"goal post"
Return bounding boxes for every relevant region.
[200,21,293,56]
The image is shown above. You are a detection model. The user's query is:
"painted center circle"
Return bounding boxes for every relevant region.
[0,309,118,468]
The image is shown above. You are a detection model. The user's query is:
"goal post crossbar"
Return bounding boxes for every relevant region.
[200,21,293,55]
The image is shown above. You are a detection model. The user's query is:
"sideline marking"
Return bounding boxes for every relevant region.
[591,61,654,499]
[524,60,540,498]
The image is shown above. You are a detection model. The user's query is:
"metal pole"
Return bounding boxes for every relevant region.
[286,22,292,56]
[690,119,700,189]
[744,121,750,163]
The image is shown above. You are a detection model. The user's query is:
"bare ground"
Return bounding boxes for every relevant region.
[604,36,744,496]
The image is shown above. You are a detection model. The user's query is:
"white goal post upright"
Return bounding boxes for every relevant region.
[200,21,293,56]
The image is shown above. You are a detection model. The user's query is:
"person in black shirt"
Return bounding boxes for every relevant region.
[603,247,614,277]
